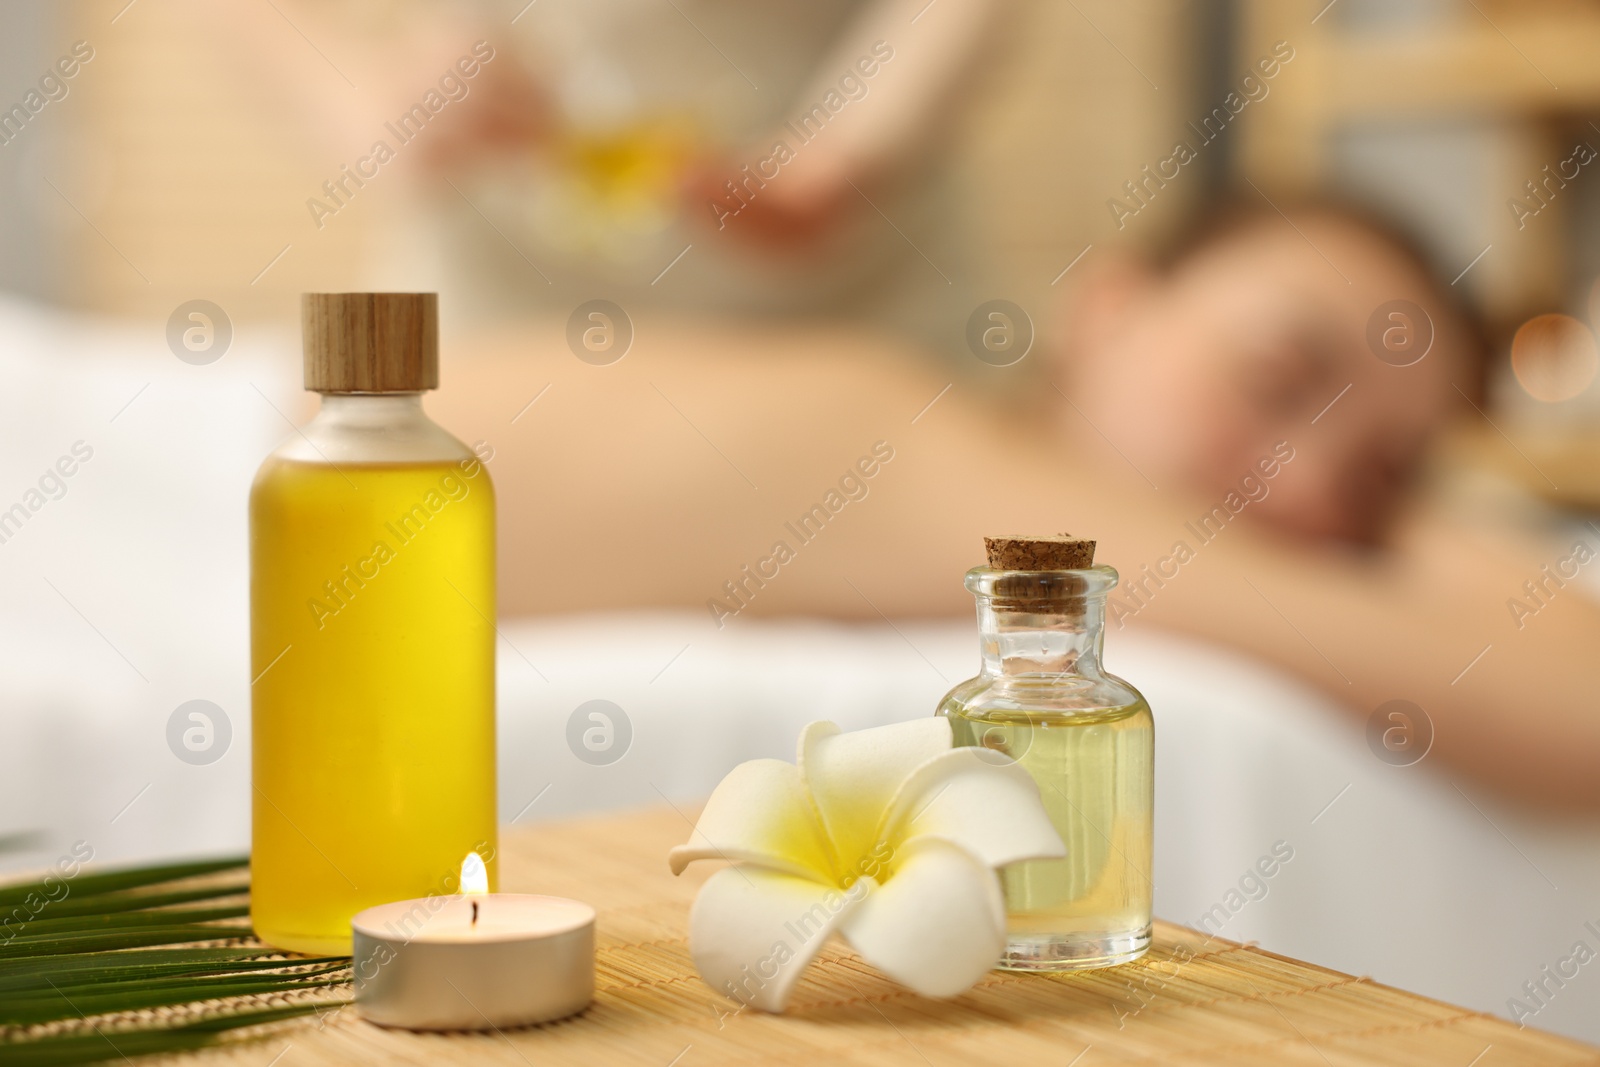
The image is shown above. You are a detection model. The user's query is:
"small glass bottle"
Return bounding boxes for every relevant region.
[937,536,1153,970]
[250,293,498,954]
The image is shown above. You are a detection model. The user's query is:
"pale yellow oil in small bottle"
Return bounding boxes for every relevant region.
[938,559,1153,969]
[945,699,1153,948]
[250,457,498,954]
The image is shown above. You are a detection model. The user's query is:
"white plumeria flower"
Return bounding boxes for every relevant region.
[669,717,1066,1012]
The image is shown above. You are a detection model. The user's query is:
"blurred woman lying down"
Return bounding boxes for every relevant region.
[432,198,1600,809]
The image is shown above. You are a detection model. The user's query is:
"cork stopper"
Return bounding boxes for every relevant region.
[984,534,1096,571]
[301,293,439,393]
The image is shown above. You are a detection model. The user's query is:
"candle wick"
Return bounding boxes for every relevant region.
[471,900,479,926]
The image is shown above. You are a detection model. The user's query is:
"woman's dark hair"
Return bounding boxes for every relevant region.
[1151,191,1492,398]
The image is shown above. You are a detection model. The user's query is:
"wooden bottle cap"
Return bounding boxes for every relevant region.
[984,534,1096,571]
[302,293,439,393]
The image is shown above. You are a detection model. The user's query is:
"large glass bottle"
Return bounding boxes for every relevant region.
[250,293,497,954]
[937,556,1153,970]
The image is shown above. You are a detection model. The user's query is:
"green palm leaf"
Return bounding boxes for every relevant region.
[0,857,247,907]
[0,854,353,1065]
[12,904,250,938]
[0,1003,344,1067]
[0,924,257,958]
[16,882,249,920]
[0,947,288,982]
[0,953,346,994]
[4,972,351,1026]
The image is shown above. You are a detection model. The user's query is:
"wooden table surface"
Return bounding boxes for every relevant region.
[172,806,1598,1067]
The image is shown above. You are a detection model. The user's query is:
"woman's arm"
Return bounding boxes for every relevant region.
[431,317,1600,809]
[698,0,1003,246]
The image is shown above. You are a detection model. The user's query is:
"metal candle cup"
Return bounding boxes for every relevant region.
[351,894,595,1031]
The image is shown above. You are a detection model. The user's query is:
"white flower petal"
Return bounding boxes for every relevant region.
[689,865,863,1012]
[883,747,1066,869]
[798,718,952,875]
[840,837,1005,998]
[669,758,833,881]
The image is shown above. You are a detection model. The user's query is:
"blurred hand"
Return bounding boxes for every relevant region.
[685,157,862,254]
[415,52,553,171]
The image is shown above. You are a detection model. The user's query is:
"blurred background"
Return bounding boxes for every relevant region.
[10,0,1600,448]
[9,0,1600,384]
[6,0,1600,1044]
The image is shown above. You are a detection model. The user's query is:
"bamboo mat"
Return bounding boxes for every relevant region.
[159,806,1596,1067]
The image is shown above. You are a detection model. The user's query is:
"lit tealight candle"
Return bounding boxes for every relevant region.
[351,853,596,1030]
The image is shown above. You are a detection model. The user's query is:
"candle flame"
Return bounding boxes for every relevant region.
[460,852,489,896]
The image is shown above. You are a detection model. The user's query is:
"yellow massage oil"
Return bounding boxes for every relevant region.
[938,535,1154,970]
[249,294,497,954]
